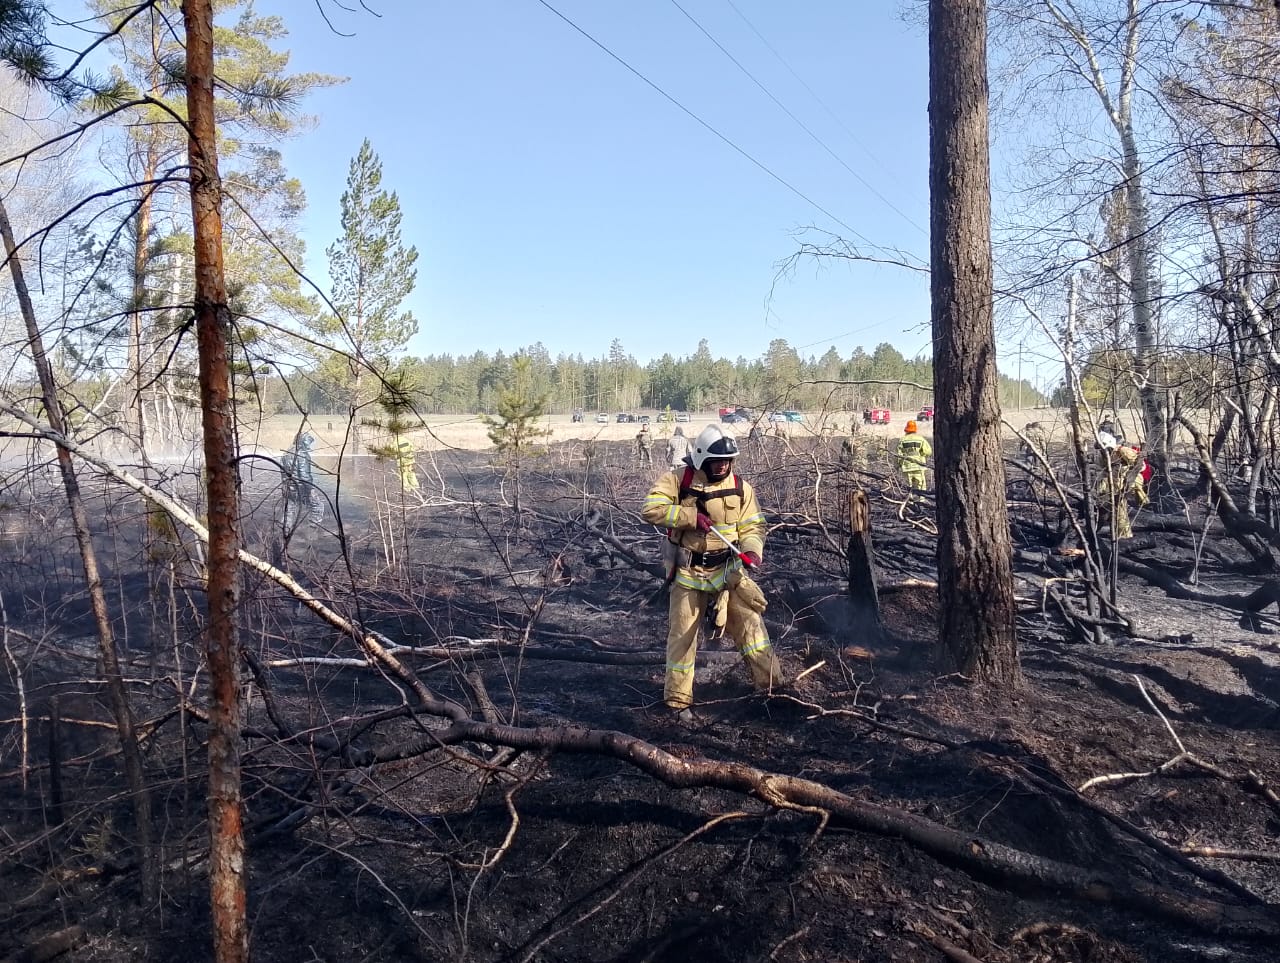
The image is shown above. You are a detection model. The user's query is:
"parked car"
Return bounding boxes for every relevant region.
[656,411,672,423]
[767,411,788,423]
[571,408,584,423]
[595,412,609,424]
[638,414,650,424]
[674,411,691,423]
[783,410,803,423]
[862,407,892,425]
[917,405,935,422]
[616,412,635,423]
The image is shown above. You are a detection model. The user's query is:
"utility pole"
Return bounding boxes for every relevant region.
[1017,341,1023,411]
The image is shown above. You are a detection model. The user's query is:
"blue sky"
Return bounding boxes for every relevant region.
[249,1,935,365]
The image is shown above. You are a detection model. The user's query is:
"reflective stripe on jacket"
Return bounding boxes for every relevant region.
[641,467,766,563]
[896,435,932,470]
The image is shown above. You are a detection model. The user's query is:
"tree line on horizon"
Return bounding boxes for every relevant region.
[284,335,1045,419]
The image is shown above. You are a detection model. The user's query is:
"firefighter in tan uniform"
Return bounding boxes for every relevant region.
[642,424,784,717]
[1096,431,1148,538]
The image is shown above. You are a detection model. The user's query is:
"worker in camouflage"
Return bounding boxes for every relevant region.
[666,426,691,470]
[636,423,653,467]
[281,431,324,528]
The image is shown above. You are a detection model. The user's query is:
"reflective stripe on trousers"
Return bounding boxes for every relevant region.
[664,580,781,709]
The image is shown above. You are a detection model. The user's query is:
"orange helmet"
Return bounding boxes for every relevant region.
[905,420,918,434]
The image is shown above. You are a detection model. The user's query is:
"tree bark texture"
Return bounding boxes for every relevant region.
[0,195,156,901]
[181,2,247,960]
[928,0,1019,684]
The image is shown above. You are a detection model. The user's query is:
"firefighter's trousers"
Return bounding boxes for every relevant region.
[664,579,782,710]
[902,468,927,491]
[1102,480,1147,539]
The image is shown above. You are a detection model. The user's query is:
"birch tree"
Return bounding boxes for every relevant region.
[991,0,1171,492]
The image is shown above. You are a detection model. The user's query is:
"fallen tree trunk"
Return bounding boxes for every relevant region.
[0,405,466,721]
[373,718,1280,941]
[1175,416,1276,570]
[1114,557,1272,616]
[262,643,742,671]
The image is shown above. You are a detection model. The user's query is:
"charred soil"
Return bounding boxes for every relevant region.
[1,435,1278,962]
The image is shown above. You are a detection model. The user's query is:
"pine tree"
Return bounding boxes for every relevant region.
[929,0,1018,686]
[320,139,419,447]
[86,0,341,451]
[482,356,550,517]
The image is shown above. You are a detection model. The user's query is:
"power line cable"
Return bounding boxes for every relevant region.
[767,305,903,353]
[671,0,927,237]
[723,0,911,181]
[532,0,886,252]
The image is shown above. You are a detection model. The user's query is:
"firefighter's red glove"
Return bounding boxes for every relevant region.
[741,551,762,570]
[695,513,714,532]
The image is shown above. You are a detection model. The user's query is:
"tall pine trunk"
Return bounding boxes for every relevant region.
[928,0,1019,685]
[181,1,247,959]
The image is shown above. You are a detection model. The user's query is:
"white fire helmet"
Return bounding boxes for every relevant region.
[691,424,740,470]
[1097,431,1118,451]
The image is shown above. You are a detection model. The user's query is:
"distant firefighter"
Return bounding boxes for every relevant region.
[895,420,932,492]
[281,431,324,528]
[1096,431,1149,538]
[395,436,420,491]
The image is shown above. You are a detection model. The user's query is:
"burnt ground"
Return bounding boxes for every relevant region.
[1,434,1279,962]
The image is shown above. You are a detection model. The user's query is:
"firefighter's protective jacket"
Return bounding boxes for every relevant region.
[395,438,415,468]
[642,467,765,592]
[1098,444,1149,505]
[896,433,933,471]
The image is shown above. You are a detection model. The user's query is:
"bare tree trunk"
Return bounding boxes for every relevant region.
[131,147,164,671]
[181,2,247,960]
[928,0,1019,685]
[1117,118,1167,479]
[0,195,157,901]
[1063,275,1108,641]
[1042,0,1168,499]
